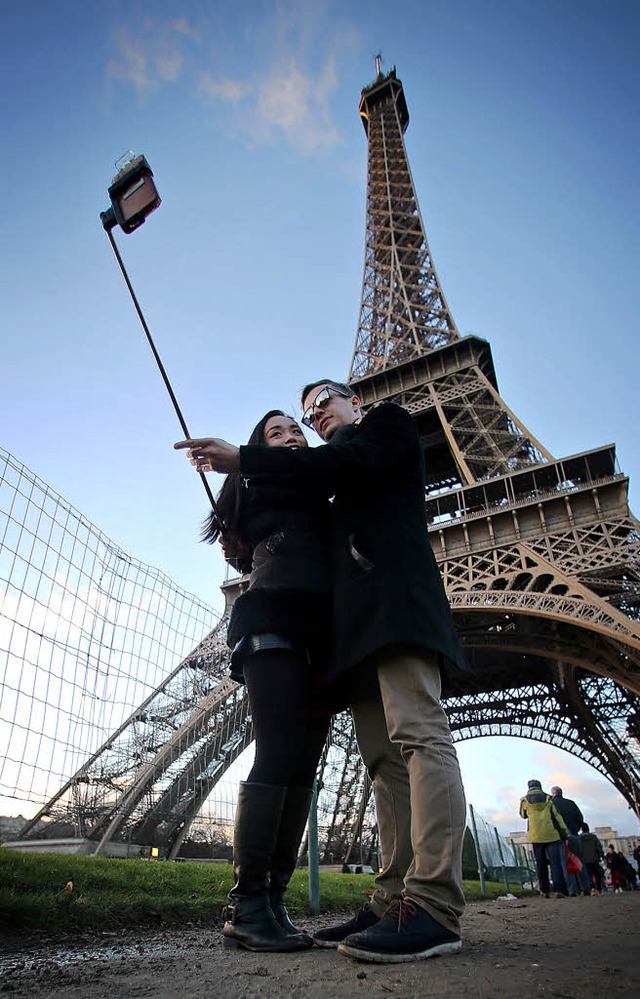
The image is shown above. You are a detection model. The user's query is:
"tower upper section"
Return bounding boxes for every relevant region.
[349,66,460,381]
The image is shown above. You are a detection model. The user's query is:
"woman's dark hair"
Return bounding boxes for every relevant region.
[202,410,291,560]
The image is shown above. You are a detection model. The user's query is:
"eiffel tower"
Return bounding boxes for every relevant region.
[19,62,640,857]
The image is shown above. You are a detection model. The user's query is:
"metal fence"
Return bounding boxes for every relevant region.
[467,804,535,894]
[0,446,220,819]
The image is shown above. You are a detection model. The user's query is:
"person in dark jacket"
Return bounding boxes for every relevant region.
[621,855,638,890]
[550,786,588,894]
[177,381,470,964]
[191,410,332,953]
[606,844,626,892]
[579,822,605,893]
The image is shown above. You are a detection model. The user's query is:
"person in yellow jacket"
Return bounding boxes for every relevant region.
[519,779,570,897]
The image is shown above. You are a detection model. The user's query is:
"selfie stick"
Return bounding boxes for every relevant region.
[100,153,224,533]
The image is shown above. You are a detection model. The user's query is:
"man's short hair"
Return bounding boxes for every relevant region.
[300,378,355,408]
[550,786,562,795]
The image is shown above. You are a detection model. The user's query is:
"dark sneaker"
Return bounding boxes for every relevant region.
[313,902,381,949]
[337,897,461,964]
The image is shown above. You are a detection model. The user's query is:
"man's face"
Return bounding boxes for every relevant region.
[302,384,361,441]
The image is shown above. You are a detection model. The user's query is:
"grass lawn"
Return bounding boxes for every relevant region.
[0,847,517,936]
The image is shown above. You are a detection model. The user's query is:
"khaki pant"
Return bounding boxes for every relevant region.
[351,650,466,934]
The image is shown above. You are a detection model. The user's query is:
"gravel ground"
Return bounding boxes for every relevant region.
[1,892,639,998]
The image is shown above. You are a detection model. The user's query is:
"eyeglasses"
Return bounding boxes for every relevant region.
[301,386,352,428]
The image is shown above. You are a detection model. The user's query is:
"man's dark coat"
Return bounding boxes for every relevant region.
[551,794,584,836]
[240,402,469,682]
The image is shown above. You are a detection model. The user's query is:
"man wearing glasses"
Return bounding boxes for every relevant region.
[176,381,469,964]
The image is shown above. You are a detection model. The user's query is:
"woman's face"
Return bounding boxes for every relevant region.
[263,415,308,449]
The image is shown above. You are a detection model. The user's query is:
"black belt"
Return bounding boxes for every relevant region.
[235,633,299,655]
[231,634,310,671]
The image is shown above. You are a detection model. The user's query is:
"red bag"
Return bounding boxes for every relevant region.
[565,843,583,874]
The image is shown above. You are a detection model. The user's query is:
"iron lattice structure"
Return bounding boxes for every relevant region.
[350,66,459,378]
[348,65,640,824]
[16,65,640,856]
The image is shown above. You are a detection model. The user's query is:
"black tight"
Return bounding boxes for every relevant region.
[243,649,330,789]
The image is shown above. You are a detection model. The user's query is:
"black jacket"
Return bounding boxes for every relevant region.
[550,793,584,836]
[240,403,469,681]
[226,474,331,654]
[580,831,604,865]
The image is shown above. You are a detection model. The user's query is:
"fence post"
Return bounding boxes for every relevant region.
[469,804,486,898]
[512,840,534,893]
[308,778,320,914]
[494,826,510,892]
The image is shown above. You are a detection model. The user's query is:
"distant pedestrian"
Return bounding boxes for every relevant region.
[550,786,588,895]
[620,854,638,891]
[519,780,569,898]
[605,844,625,893]
[579,823,605,894]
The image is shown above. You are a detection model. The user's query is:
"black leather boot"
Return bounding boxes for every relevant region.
[223,782,310,952]
[270,785,314,946]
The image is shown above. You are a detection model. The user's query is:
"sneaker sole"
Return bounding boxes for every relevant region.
[337,939,462,964]
[312,938,342,949]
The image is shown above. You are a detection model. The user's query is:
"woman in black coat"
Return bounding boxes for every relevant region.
[198,410,331,953]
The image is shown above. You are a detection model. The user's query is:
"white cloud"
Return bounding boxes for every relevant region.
[541,747,633,832]
[198,73,247,104]
[171,18,200,42]
[253,56,339,151]
[197,55,340,153]
[104,7,357,154]
[105,17,201,96]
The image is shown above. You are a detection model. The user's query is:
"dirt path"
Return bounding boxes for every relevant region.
[1,892,638,998]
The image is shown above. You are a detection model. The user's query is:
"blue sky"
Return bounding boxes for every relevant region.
[1,0,639,837]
